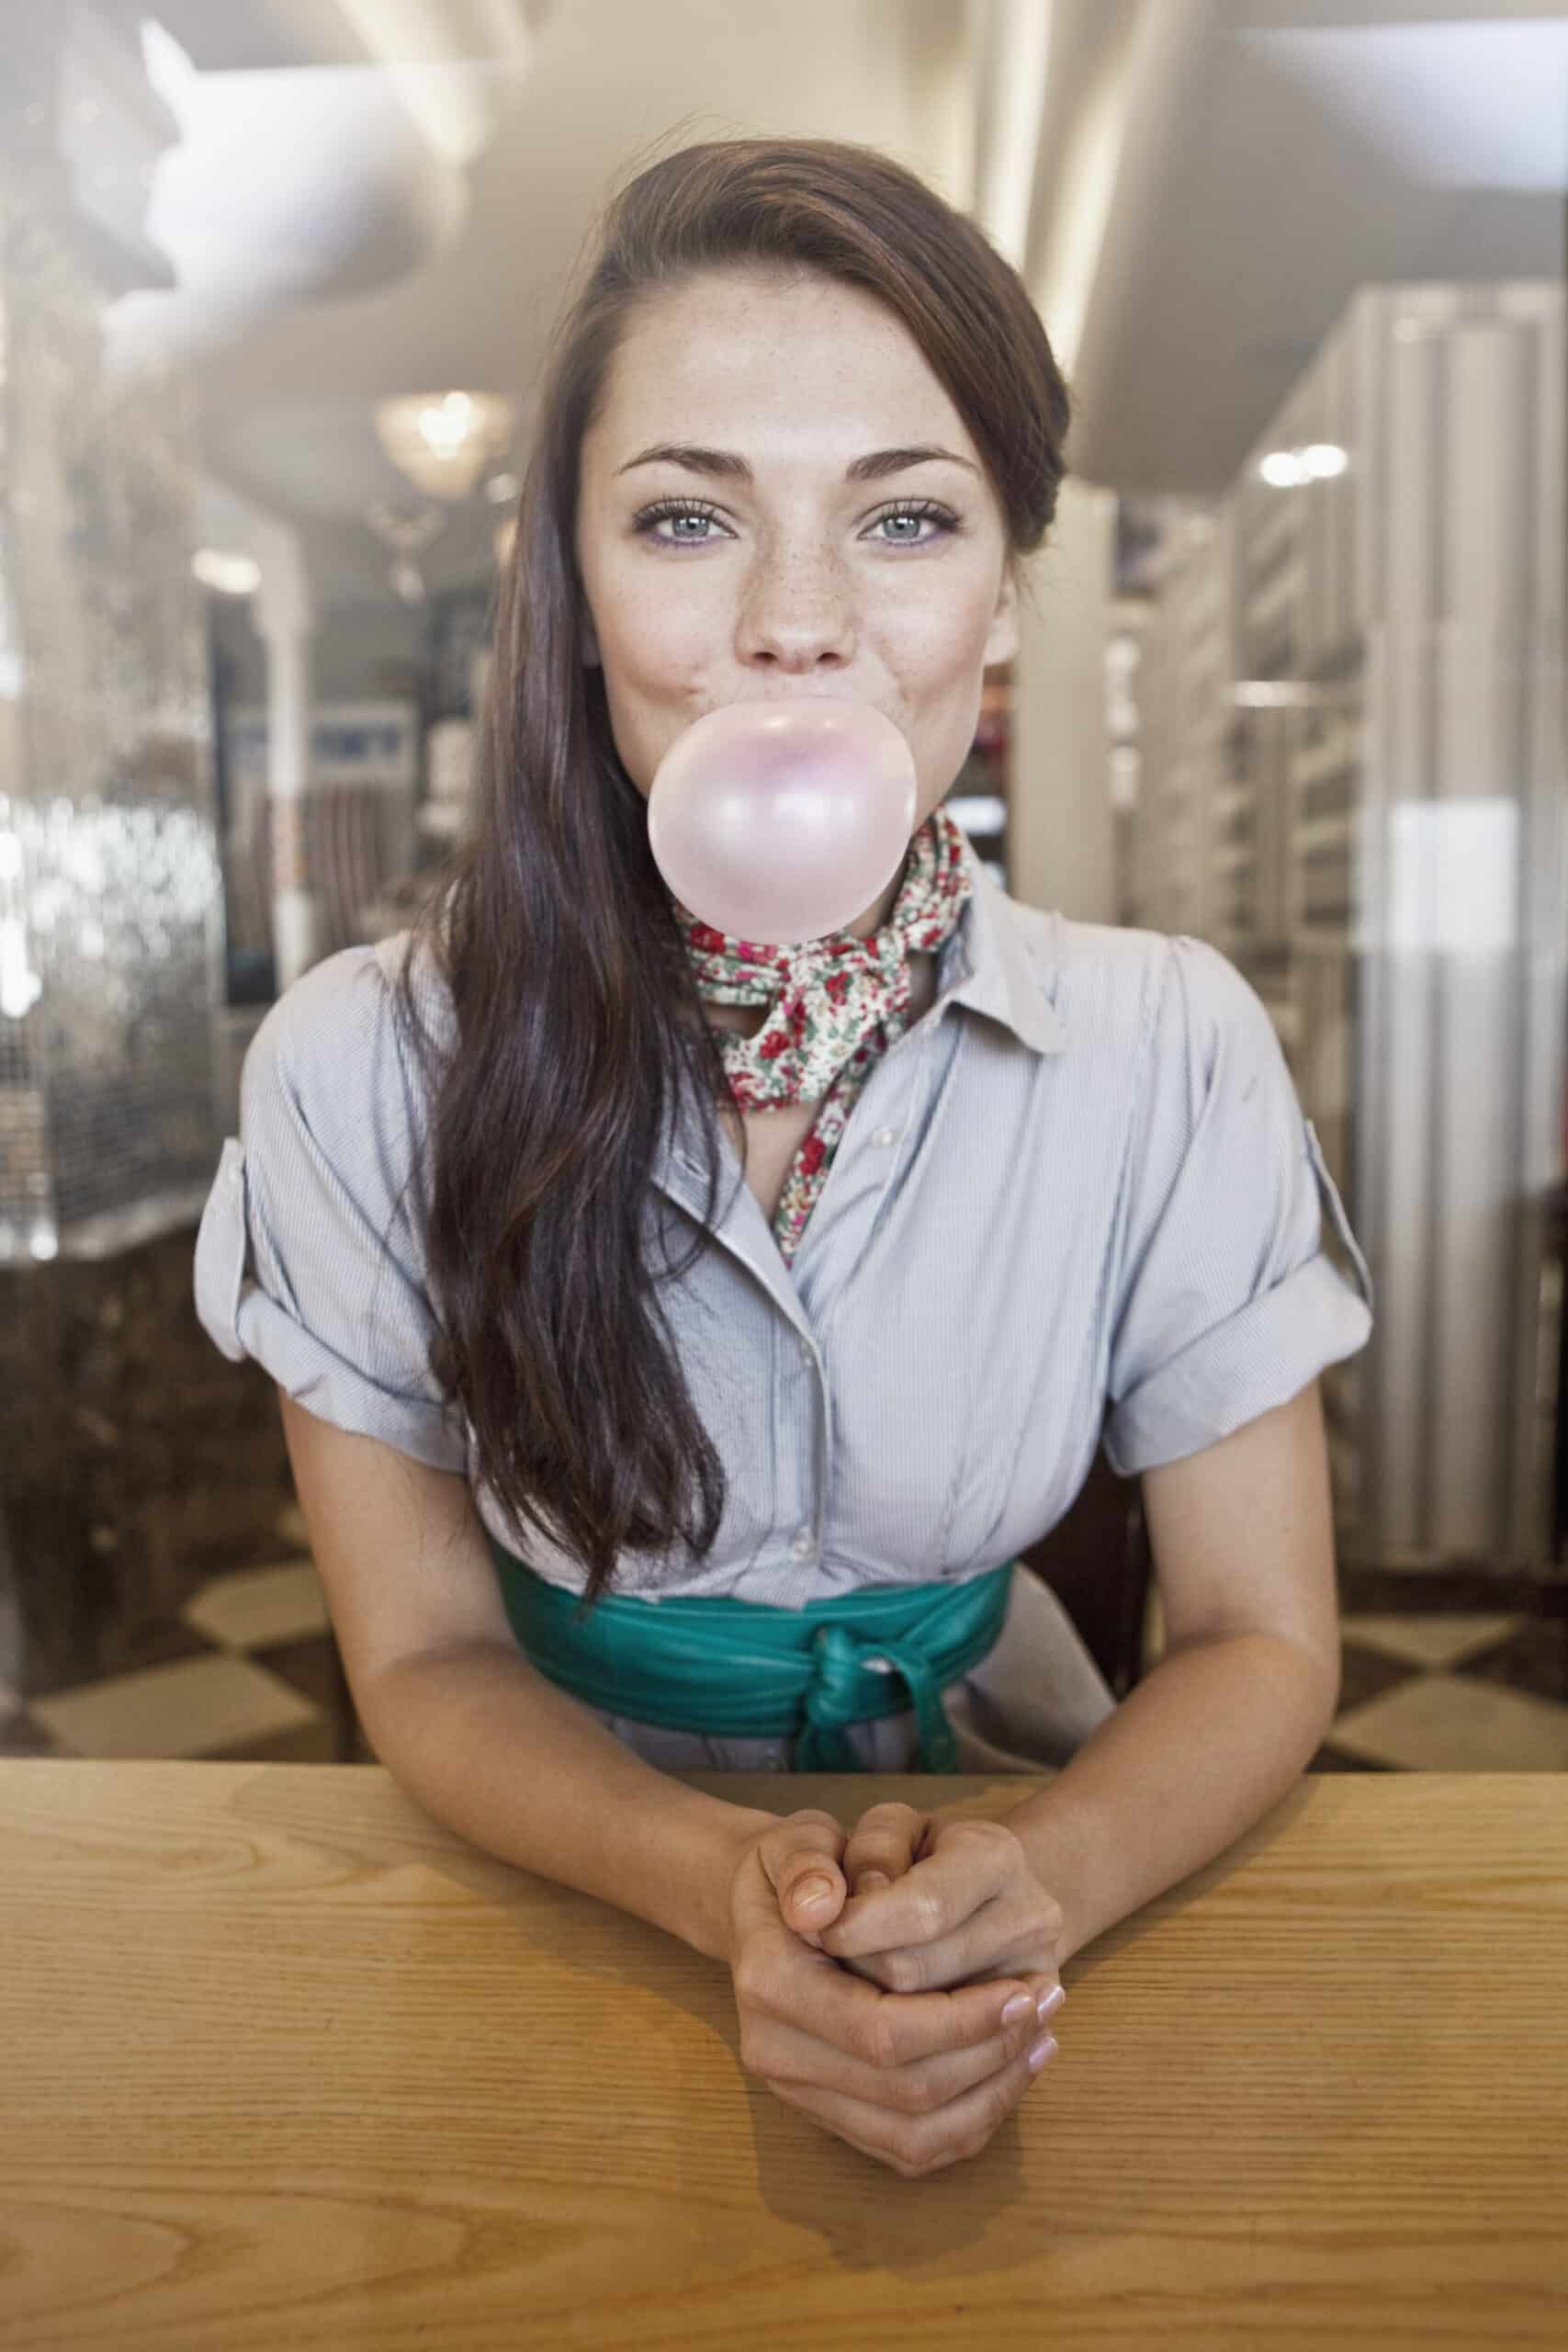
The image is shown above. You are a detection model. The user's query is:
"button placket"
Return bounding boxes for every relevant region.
[788,1326,822,1566]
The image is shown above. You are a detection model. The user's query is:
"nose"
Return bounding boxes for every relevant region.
[736,543,855,673]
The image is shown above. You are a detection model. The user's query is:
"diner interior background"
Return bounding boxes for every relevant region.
[0,0,1563,1773]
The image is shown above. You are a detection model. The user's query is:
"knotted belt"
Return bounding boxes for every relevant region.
[487,1540,1015,1772]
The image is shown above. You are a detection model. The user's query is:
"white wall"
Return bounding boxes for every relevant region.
[1007,476,1117,924]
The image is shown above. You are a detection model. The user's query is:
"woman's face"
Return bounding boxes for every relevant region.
[573,264,1019,937]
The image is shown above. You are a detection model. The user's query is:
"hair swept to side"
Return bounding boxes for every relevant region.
[389,131,1073,1611]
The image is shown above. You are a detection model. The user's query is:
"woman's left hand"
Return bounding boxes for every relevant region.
[807,1802,1066,2007]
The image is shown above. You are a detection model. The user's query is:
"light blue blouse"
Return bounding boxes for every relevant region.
[194,842,1373,1773]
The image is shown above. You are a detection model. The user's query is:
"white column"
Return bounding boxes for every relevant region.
[1008,477,1117,923]
[254,540,318,990]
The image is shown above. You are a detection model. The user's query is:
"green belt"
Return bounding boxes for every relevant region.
[487,1540,1016,1772]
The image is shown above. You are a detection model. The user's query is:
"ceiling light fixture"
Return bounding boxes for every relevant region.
[191,548,261,594]
[1258,443,1348,488]
[374,390,516,500]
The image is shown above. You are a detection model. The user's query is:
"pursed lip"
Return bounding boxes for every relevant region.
[700,693,891,716]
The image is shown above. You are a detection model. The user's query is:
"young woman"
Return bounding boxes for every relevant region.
[195,135,1373,2179]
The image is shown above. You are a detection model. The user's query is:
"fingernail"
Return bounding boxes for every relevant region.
[1028,2033,1058,2074]
[1038,1984,1066,2021]
[1000,1993,1035,2024]
[795,1877,834,1910]
[855,1871,891,1895]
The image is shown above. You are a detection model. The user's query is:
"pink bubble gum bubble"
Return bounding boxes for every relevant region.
[647,697,918,946]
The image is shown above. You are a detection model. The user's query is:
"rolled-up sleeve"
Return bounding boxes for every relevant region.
[193,944,468,1473]
[1102,934,1374,1476]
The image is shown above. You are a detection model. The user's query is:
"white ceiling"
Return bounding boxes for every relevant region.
[126,0,1564,608]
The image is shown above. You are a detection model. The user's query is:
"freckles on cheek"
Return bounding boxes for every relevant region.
[898,640,988,742]
[894,582,993,672]
[617,594,713,686]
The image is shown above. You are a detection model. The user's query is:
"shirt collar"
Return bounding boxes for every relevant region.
[936,829,1068,1057]
[661,831,1066,1192]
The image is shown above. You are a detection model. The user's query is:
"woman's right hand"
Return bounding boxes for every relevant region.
[724,1808,1057,2178]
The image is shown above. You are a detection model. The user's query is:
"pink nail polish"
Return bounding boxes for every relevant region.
[1037,1984,1066,2020]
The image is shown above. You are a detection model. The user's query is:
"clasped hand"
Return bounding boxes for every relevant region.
[790,1800,1064,1996]
[727,1801,1066,2179]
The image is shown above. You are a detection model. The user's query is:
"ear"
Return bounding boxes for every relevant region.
[984,562,1019,670]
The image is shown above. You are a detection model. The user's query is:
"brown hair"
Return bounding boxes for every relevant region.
[390,134,1073,1610]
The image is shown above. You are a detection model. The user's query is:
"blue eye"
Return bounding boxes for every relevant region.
[871,501,959,547]
[629,497,961,548]
[631,497,725,544]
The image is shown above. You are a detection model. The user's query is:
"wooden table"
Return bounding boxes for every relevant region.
[2,1761,1564,2349]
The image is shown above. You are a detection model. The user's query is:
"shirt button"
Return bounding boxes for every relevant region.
[797,1338,813,1366]
[791,1531,814,1558]
[872,1126,897,1147]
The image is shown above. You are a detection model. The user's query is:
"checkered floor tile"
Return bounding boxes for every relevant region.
[6,1544,1565,1771]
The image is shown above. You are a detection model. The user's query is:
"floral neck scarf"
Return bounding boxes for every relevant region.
[671,806,975,1266]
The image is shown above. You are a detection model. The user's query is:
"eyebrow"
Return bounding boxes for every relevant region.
[615,442,979,483]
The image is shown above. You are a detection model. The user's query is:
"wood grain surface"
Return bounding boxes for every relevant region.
[1,1761,1563,2349]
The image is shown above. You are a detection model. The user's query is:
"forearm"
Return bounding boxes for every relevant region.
[997,1634,1339,1967]
[359,1640,777,1965]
